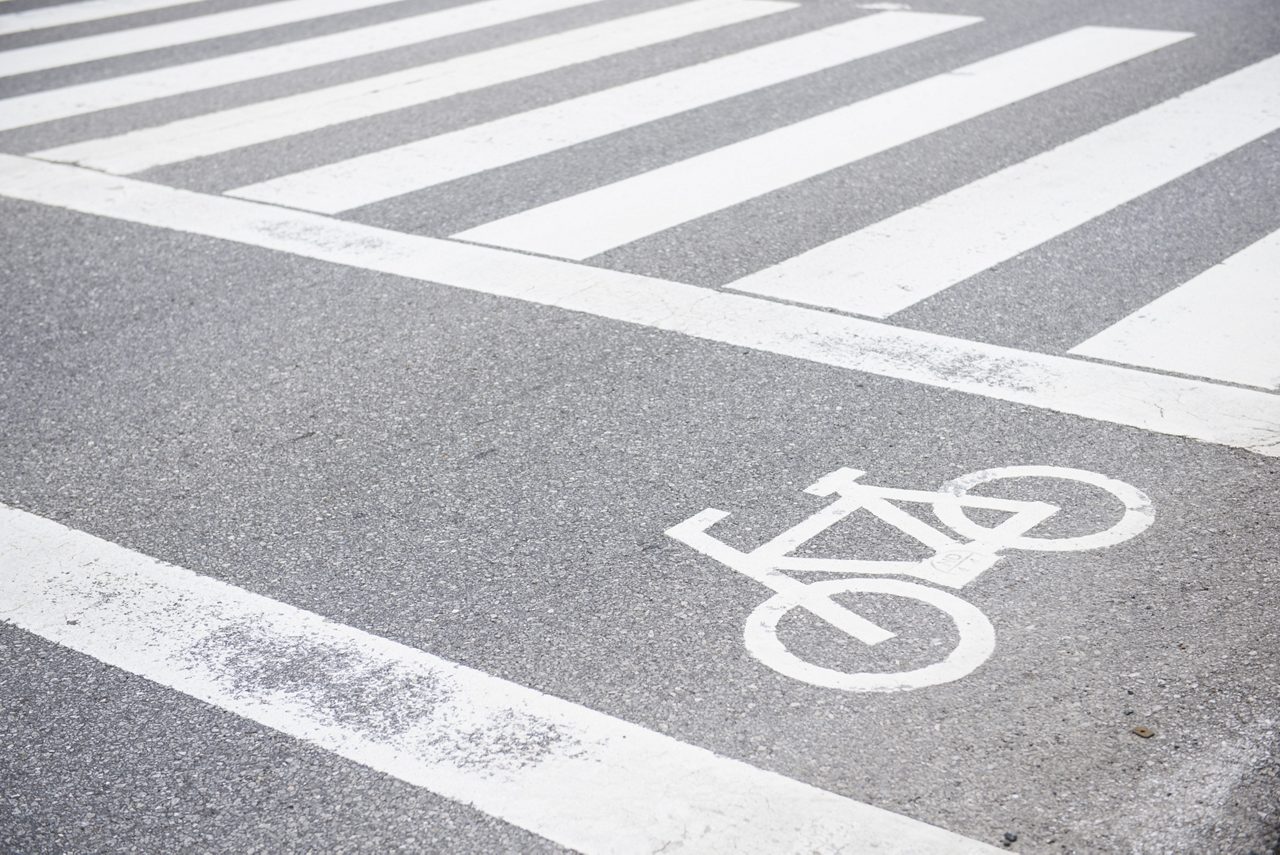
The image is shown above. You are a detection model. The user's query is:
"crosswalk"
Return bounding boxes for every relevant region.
[0,0,209,35]
[453,26,1191,258]
[28,0,793,166]
[228,10,981,213]
[730,53,1280,321]
[1,0,1278,435]
[0,0,425,75]
[0,0,614,129]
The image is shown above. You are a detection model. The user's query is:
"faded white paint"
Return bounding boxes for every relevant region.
[0,155,1276,456]
[666,466,1153,691]
[0,502,1003,854]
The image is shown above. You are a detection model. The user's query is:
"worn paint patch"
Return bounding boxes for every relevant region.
[187,619,449,739]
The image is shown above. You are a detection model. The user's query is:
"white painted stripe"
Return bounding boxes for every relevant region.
[32,0,793,173]
[0,156,1275,456]
[228,11,981,213]
[0,0,422,78]
[455,26,1191,260]
[0,0,208,36]
[1070,229,1280,390]
[0,0,606,131]
[0,504,1003,854]
[732,55,1280,319]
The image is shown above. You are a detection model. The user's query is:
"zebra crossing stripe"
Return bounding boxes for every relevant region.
[0,503,1003,854]
[1070,227,1280,390]
[0,0,423,78]
[0,0,610,131]
[0,154,1275,456]
[731,54,1280,318]
[455,26,1191,260]
[227,11,981,213]
[31,0,793,174]
[0,0,209,36]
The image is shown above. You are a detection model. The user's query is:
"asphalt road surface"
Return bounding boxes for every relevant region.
[1,0,1278,852]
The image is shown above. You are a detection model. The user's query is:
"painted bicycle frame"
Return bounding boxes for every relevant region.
[666,465,1153,692]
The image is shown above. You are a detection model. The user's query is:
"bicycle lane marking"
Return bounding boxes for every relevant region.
[0,503,1003,854]
[667,466,1155,693]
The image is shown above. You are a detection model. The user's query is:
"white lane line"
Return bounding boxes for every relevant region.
[1,155,1276,456]
[454,26,1191,260]
[0,0,607,132]
[731,55,1280,319]
[31,0,793,174]
[0,504,1003,854]
[228,11,980,213]
[0,0,422,78]
[1070,228,1280,390]
[0,0,209,36]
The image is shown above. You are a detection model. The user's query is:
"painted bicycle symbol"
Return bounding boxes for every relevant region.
[665,466,1154,692]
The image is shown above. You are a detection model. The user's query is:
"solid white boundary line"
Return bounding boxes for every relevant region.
[0,0,414,78]
[31,0,792,173]
[730,54,1280,318]
[0,154,1276,456]
[1071,227,1280,390]
[0,0,209,36]
[0,0,608,132]
[226,10,981,213]
[0,503,1003,854]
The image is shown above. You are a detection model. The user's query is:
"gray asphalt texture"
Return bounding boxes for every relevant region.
[1,0,1279,852]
